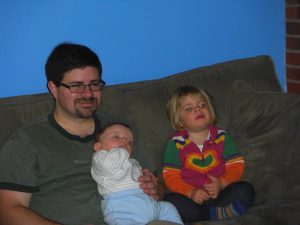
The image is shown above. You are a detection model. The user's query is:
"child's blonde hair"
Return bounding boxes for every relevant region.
[167,85,216,130]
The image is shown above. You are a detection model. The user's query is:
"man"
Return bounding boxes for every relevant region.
[0,43,164,225]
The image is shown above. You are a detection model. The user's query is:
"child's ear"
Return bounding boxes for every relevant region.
[93,142,102,151]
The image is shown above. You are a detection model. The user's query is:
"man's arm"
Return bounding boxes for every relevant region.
[0,190,61,225]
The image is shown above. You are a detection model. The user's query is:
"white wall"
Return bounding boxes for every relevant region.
[0,0,285,98]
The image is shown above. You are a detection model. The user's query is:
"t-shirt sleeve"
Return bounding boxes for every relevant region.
[0,129,39,192]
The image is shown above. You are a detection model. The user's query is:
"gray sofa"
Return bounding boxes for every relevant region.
[1,55,300,225]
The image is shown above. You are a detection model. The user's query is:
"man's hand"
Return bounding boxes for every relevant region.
[138,169,159,200]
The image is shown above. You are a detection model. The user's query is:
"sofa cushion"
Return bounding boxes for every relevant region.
[228,80,300,199]
[124,85,173,174]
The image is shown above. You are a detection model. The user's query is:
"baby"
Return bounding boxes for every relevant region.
[91,122,183,225]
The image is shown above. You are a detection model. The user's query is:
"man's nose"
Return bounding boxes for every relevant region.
[81,85,93,96]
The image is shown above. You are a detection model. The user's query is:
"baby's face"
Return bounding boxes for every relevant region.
[95,124,134,155]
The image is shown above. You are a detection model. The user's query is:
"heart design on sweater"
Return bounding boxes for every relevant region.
[192,155,213,167]
[186,150,220,173]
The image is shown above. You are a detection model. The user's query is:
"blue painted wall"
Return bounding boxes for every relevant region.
[0,0,285,98]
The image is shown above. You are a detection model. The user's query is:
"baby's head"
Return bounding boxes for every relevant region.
[94,123,134,155]
[167,85,216,131]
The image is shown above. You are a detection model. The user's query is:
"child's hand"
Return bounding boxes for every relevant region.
[189,188,210,204]
[203,174,223,199]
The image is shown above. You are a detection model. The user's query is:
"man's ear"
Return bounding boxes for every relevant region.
[93,142,102,151]
[47,81,58,99]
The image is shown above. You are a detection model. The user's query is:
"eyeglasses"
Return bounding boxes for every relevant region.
[58,80,106,93]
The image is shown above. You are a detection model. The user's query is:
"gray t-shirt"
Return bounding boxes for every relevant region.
[0,112,117,225]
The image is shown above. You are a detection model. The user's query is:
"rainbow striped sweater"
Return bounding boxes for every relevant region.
[162,126,245,197]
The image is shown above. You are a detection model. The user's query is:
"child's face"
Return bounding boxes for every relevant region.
[94,124,134,155]
[178,94,212,132]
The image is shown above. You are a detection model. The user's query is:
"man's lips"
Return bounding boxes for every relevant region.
[76,99,96,107]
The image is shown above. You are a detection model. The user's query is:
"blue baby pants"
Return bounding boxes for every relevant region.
[101,188,183,225]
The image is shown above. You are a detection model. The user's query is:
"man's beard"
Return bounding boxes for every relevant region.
[74,97,98,118]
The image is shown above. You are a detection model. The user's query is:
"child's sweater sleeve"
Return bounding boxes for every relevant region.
[162,140,194,197]
[219,133,245,185]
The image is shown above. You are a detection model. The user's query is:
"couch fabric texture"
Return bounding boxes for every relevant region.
[0,55,299,225]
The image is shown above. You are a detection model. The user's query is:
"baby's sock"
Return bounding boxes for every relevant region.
[209,200,246,220]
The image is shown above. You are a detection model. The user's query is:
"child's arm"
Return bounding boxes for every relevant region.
[218,133,245,187]
[162,140,195,197]
[163,167,195,196]
[203,133,245,198]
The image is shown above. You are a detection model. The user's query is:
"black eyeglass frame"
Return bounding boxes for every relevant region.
[58,80,106,93]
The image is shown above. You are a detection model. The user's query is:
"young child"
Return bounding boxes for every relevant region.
[91,122,183,225]
[162,85,255,223]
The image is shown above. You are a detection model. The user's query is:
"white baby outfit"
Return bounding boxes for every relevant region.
[91,147,183,225]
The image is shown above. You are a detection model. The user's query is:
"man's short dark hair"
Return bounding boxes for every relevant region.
[45,43,102,84]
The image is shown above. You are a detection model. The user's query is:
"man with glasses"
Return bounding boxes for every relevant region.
[0,43,170,225]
